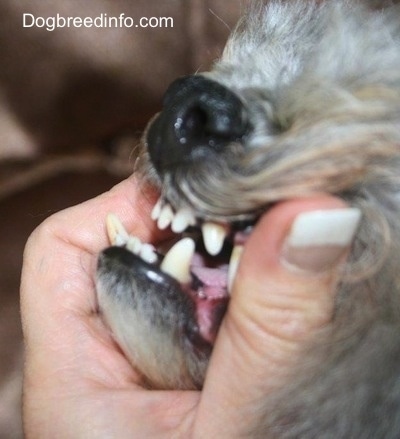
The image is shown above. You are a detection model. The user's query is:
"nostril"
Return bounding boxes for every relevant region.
[175,106,208,145]
[176,102,246,150]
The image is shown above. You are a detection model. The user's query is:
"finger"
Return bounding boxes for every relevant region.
[20,176,164,403]
[20,174,159,343]
[194,196,361,437]
[20,174,164,332]
[20,177,200,438]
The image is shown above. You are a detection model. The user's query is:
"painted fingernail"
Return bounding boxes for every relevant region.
[282,208,362,273]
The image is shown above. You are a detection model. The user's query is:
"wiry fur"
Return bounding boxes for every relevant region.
[99,1,400,436]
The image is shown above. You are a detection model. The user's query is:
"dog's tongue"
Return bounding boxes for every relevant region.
[189,256,229,344]
[191,266,228,292]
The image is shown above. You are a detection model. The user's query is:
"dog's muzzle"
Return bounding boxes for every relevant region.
[96,76,254,389]
[146,75,249,173]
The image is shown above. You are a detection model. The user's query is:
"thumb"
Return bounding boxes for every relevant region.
[194,196,361,437]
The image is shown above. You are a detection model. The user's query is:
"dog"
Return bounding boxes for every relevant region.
[96,0,400,436]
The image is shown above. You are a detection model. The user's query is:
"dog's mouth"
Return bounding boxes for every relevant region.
[105,197,258,346]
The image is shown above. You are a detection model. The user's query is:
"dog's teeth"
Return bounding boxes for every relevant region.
[160,237,195,283]
[106,213,129,246]
[126,236,142,254]
[157,204,174,230]
[228,245,244,294]
[151,198,162,221]
[201,222,228,256]
[140,243,158,264]
[171,208,196,233]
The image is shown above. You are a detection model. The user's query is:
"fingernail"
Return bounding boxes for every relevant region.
[282,208,361,273]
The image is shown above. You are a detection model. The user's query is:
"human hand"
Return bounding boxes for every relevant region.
[20,175,358,438]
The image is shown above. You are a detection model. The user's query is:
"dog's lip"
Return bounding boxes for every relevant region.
[105,213,233,344]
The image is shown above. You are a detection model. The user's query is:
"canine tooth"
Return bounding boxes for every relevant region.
[126,236,142,254]
[151,198,162,221]
[201,222,228,256]
[171,208,196,233]
[140,244,158,264]
[228,245,244,294]
[160,237,195,283]
[106,213,129,246]
[157,204,174,230]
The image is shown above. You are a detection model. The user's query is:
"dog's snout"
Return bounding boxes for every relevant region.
[147,75,248,172]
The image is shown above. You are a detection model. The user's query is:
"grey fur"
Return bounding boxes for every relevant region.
[97,1,400,436]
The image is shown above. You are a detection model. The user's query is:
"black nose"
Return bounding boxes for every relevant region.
[147,75,249,172]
